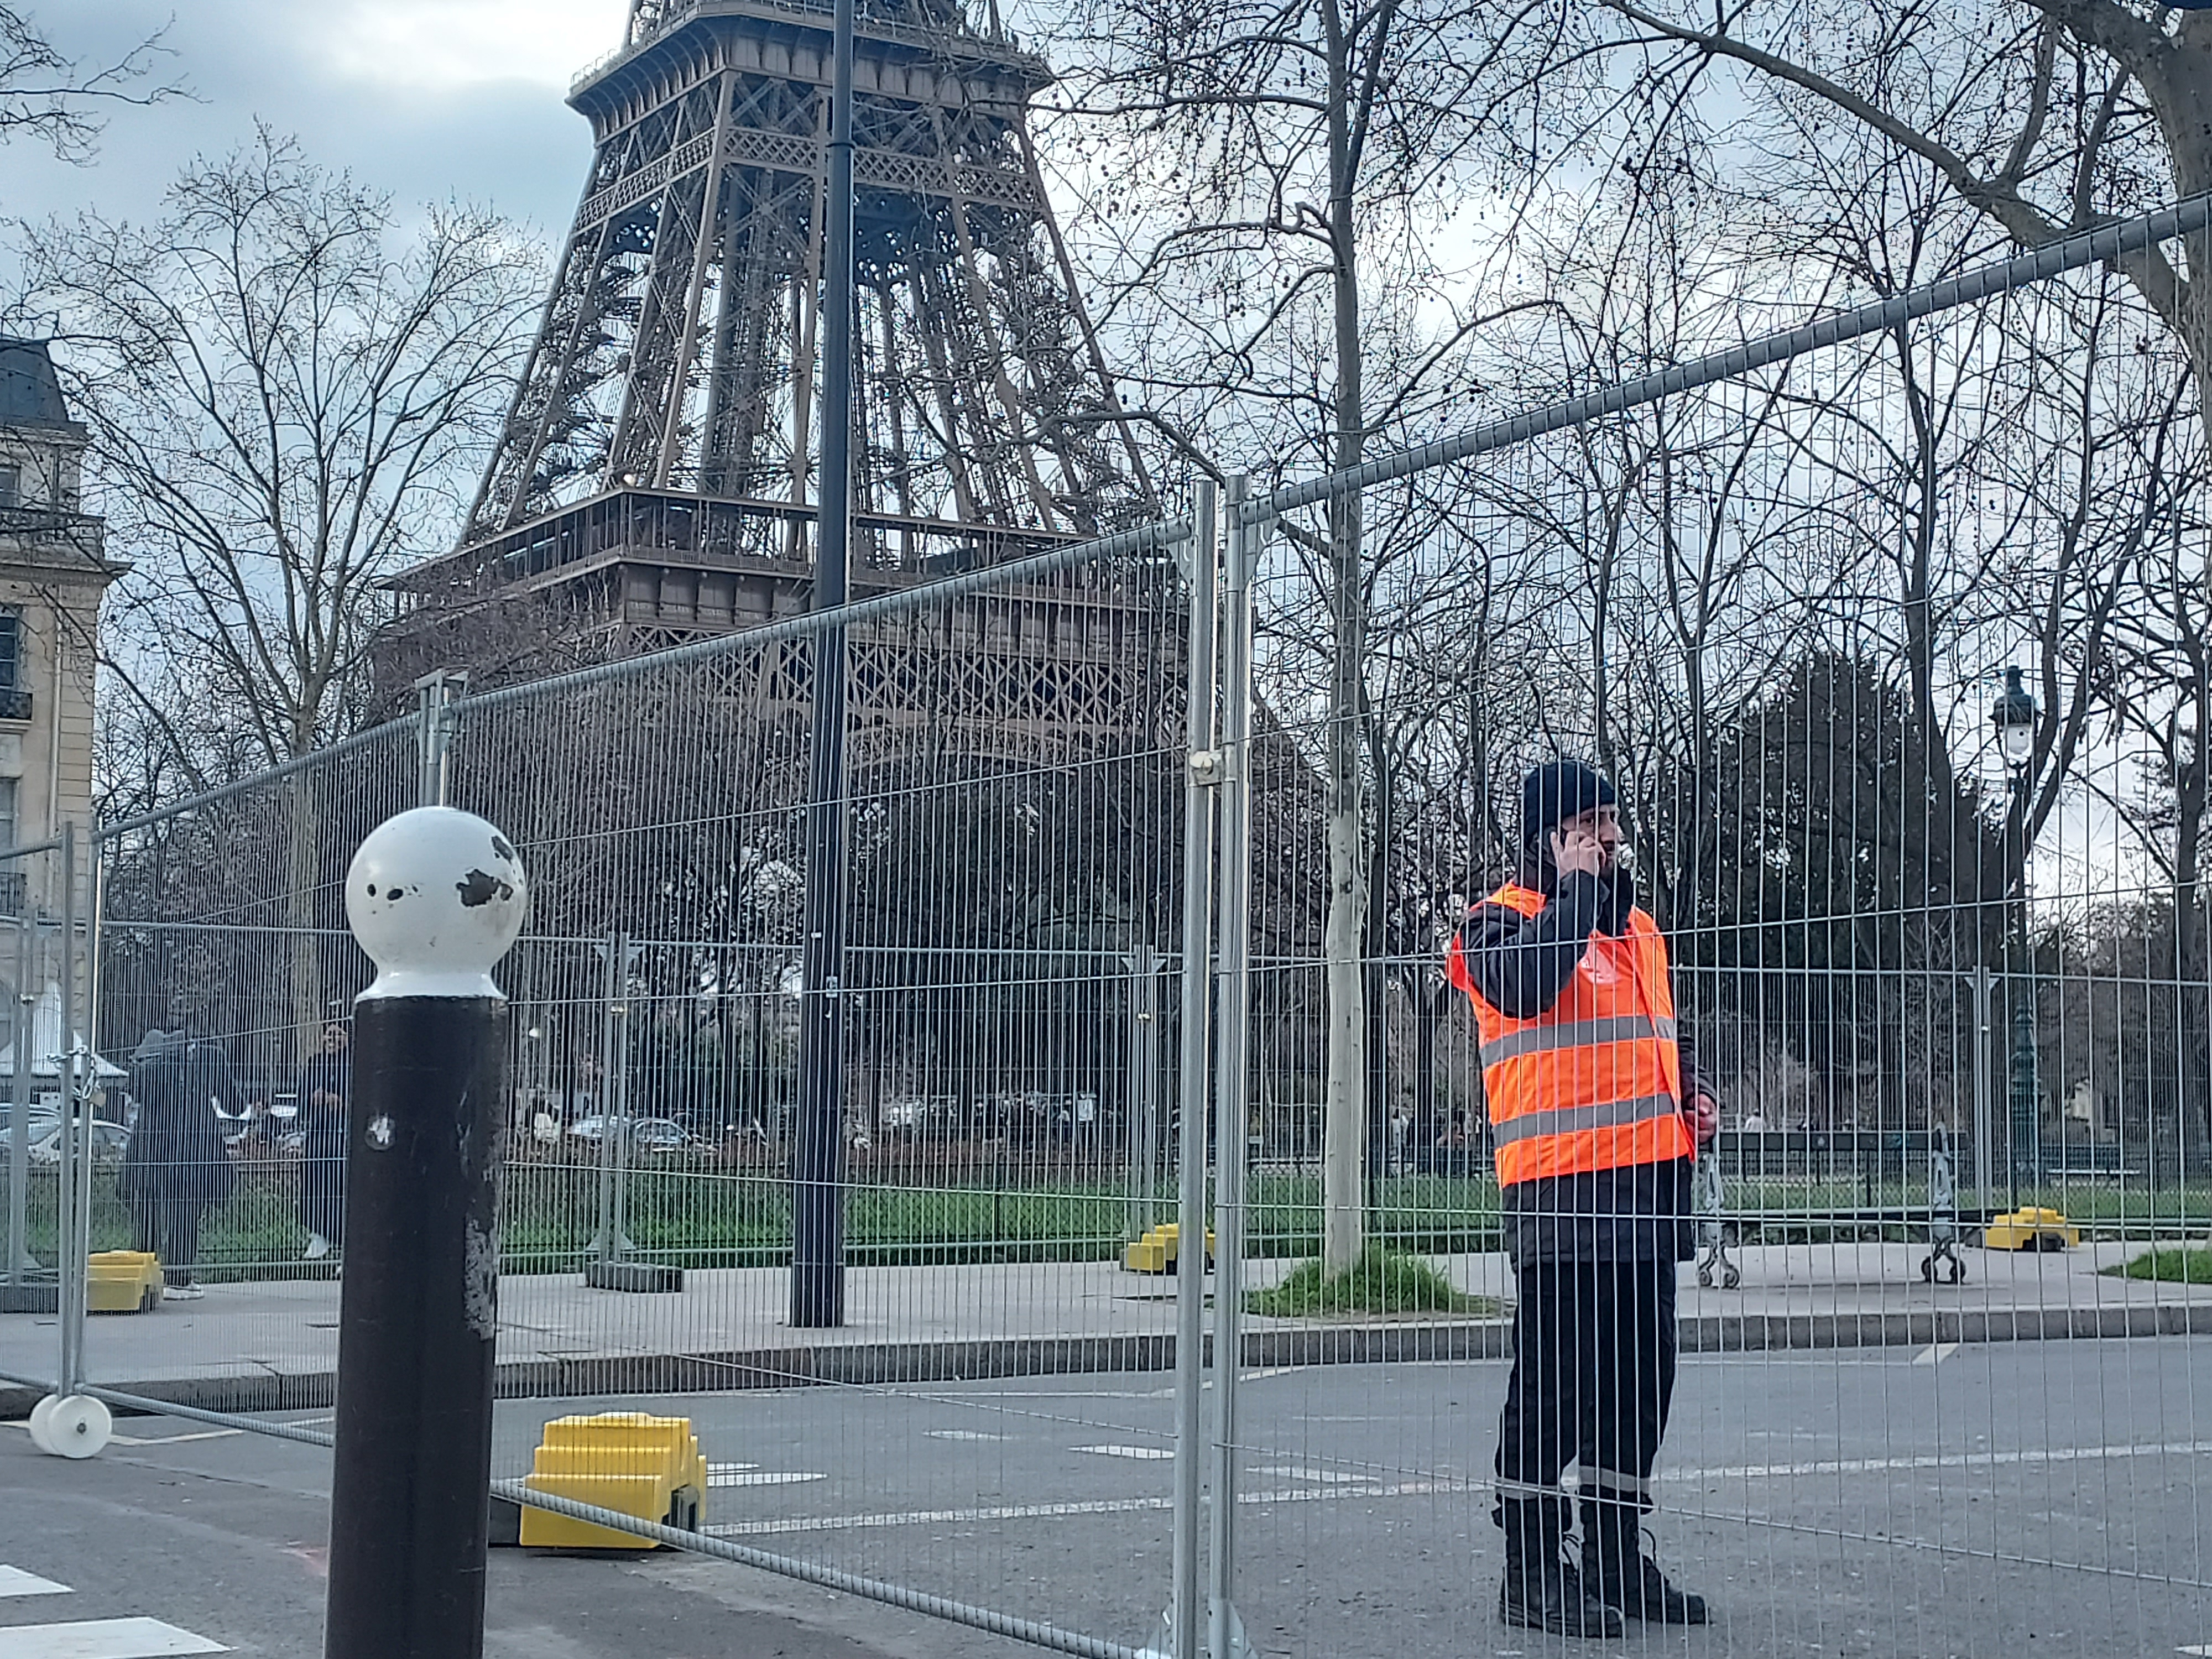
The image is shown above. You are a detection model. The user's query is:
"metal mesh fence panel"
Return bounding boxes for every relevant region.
[436,549,1198,1651]
[76,722,421,1392]
[7,190,2206,1659]
[1224,218,2212,1658]
[0,843,85,1383]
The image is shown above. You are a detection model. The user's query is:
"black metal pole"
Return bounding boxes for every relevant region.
[324,995,510,1659]
[2006,767,2037,1204]
[792,0,855,1328]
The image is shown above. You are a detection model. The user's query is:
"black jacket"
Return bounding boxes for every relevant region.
[118,1036,239,1208]
[294,1051,351,1162]
[1454,858,1698,1266]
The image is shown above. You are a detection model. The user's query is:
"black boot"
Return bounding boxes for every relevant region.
[1499,1499,1625,1638]
[1582,1502,1708,1625]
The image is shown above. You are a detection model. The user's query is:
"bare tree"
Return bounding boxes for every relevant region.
[0,6,181,163]
[11,131,543,1045]
[1049,0,1564,1267]
[1570,0,2212,422]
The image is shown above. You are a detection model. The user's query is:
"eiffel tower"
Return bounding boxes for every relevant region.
[389,0,1161,725]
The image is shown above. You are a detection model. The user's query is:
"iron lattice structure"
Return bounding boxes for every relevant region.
[392,0,1159,673]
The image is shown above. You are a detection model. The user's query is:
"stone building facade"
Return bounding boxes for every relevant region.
[0,339,119,912]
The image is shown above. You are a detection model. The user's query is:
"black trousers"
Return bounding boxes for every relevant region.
[1495,1258,1677,1527]
[131,1196,207,1288]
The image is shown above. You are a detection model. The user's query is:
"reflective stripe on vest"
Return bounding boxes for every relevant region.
[1488,1092,1681,1146]
[1453,881,1695,1186]
[1480,1015,1678,1066]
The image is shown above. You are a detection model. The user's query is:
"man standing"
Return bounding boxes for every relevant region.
[1446,761,1716,1636]
[118,1029,239,1301]
[295,1021,352,1261]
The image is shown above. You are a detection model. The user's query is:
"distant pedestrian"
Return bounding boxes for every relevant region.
[294,1021,351,1261]
[1446,762,1717,1636]
[117,1029,239,1301]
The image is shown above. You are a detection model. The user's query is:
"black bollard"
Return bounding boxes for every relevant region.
[324,807,525,1659]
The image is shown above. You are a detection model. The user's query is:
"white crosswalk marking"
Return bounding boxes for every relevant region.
[1074,1443,1174,1460]
[0,1618,227,1657]
[0,1565,71,1598]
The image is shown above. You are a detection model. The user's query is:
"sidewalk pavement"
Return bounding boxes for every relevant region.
[4,1239,2208,1417]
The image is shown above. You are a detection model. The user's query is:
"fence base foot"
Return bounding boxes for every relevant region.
[0,1273,59,1314]
[585,1260,685,1293]
[28,1392,110,1458]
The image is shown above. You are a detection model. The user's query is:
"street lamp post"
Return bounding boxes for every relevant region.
[1990,666,2041,1202]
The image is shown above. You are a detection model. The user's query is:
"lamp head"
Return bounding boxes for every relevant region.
[1991,665,2039,767]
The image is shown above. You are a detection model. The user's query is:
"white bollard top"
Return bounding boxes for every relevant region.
[346,807,529,1000]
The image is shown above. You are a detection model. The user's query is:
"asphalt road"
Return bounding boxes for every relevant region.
[4,1338,2209,1657]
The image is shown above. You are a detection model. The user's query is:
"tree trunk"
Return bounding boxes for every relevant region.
[2168,685,2212,1168]
[1319,0,1367,1273]
[284,767,324,1057]
[1363,718,1393,1191]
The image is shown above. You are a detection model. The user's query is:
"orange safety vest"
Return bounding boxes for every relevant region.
[1445,882,1695,1187]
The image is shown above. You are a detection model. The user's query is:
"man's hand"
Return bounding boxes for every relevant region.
[1549,826,1605,878]
[1687,1091,1719,1146]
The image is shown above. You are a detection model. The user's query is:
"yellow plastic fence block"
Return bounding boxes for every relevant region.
[1983,1207,2081,1250]
[1123,1224,1218,1274]
[1123,1239,1170,1273]
[519,1413,706,1550]
[86,1250,164,1314]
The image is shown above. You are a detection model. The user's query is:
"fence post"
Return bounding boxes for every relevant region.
[415,670,468,808]
[1127,942,1161,1240]
[591,929,633,1267]
[3,906,29,1289]
[1966,966,1994,1202]
[1207,476,1256,1659]
[56,823,85,1396]
[324,806,525,1659]
[1166,477,1220,1659]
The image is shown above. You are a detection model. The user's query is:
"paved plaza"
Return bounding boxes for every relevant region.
[3,1339,2207,1658]
[6,1241,2206,1415]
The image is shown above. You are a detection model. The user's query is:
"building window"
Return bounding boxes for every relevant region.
[0,610,27,722]
[0,778,18,851]
[0,467,17,508]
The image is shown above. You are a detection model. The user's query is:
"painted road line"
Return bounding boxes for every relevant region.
[1911,1343,1961,1366]
[1248,1465,1371,1484]
[702,1438,2212,1539]
[1074,1444,1173,1460]
[1677,1439,2212,1483]
[926,1430,1008,1442]
[0,1565,71,1598]
[108,1430,242,1447]
[704,1483,1431,1537]
[707,1470,824,1487]
[0,1618,227,1657]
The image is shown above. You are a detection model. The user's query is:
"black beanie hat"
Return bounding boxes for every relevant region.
[1522,761,1616,846]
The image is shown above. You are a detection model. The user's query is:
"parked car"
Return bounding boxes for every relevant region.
[567,1115,704,1157]
[0,1103,60,1143]
[880,1095,960,1133]
[27,1119,131,1166]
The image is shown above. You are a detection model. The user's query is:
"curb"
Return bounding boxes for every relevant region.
[8,1299,2210,1421]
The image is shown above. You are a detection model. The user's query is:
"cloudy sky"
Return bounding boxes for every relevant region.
[5,1,629,251]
